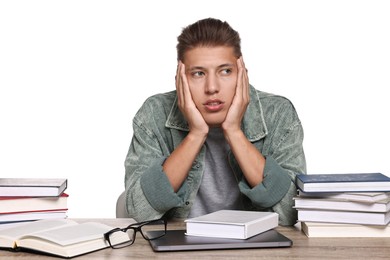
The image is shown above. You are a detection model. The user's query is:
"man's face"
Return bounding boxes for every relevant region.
[183,46,238,127]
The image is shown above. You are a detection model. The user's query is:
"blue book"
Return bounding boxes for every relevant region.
[296,173,390,193]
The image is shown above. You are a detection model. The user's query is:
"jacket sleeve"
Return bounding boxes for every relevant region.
[239,100,306,226]
[124,104,188,222]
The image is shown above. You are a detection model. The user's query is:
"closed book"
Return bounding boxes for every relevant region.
[185,210,279,239]
[0,210,67,223]
[296,173,390,193]
[297,209,390,225]
[297,190,390,203]
[0,193,68,214]
[0,178,67,197]
[301,222,390,237]
[0,219,130,258]
[294,197,390,212]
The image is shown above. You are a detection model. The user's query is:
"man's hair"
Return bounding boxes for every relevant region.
[176,18,242,61]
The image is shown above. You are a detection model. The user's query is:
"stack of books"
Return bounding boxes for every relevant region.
[294,173,390,237]
[0,178,68,225]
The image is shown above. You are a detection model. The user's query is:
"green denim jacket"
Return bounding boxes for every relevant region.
[124,85,306,226]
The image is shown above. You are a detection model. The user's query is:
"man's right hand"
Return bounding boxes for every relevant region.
[176,61,209,137]
[162,62,209,192]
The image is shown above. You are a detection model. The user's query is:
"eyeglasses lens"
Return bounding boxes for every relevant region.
[109,229,135,248]
[141,219,166,239]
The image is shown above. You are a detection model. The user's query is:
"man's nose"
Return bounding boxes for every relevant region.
[205,75,219,94]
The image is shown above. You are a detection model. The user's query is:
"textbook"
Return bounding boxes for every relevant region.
[0,219,129,258]
[185,210,279,239]
[0,193,68,214]
[296,173,390,193]
[301,222,390,237]
[297,190,390,203]
[0,178,67,197]
[297,208,390,225]
[294,197,390,212]
[0,210,67,223]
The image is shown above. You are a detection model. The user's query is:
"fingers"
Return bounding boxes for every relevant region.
[241,57,249,101]
[180,62,192,101]
[176,61,193,110]
[176,61,185,106]
[236,57,249,103]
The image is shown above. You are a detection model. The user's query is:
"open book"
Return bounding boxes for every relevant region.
[0,219,129,258]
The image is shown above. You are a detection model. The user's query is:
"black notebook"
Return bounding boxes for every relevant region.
[146,229,292,252]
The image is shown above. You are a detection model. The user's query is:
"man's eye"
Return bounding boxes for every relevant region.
[221,69,232,75]
[192,71,205,77]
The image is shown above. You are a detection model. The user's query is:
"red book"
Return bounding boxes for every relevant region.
[0,193,68,214]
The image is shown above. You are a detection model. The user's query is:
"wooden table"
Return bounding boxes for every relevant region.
[1,218,389,259]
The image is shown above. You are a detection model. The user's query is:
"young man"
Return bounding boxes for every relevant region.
[124,18,306,226]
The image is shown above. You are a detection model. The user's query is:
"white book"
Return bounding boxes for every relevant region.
[294,197,390,212]
[297,190,390,203]
[301,222,390,237]
[0,178,67,197]
[185,210,279,239]
[0,210,67,223]
[0,219,129,258]
[297,209,390,225]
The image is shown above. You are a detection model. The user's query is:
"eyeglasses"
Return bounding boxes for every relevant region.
[104,218,167,249]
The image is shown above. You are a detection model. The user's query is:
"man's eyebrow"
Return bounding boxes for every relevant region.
[218,63,235,68]
[188,66,205,71]
[188,63,235,71]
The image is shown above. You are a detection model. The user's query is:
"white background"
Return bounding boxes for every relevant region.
[1,1,389,218]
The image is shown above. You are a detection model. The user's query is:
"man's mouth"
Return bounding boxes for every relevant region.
[206,101,222,106]
[203,99,224,112]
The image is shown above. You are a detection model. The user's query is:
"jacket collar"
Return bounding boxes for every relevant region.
[165,85,268,142]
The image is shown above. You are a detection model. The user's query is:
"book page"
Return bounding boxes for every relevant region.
[18,222,115,246]
[0,219,76,248]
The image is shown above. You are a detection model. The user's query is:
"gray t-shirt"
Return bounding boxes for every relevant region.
[188,128,243,218]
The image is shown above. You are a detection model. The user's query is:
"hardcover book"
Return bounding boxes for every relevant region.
[301,222,390,237]
[0,178,67,197]
[0,193,68,214]
[297,190,390,203]
[0,219,129,258]
[0,210,68,223]
[185,210,279,239]
[294,197,390,212]
[297,208,390,225]
[296,173,390,193]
